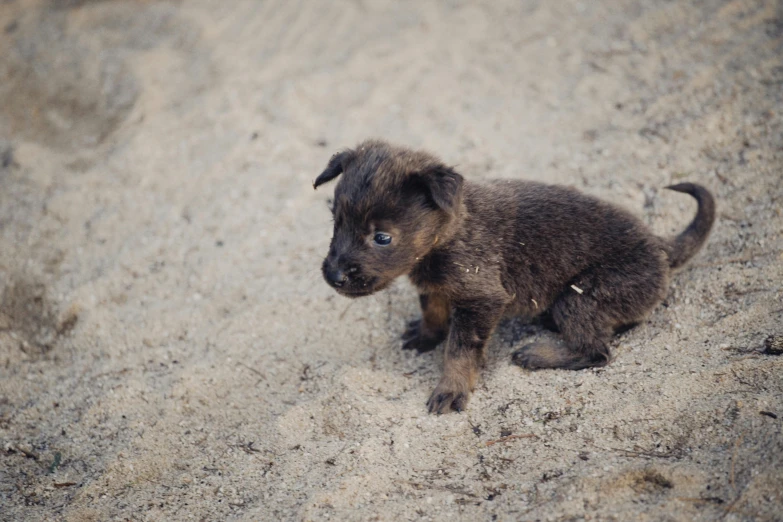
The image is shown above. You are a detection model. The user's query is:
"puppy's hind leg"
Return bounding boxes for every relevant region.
[513,249,668,370]
[511,338,604,370]
[511,305,612,371]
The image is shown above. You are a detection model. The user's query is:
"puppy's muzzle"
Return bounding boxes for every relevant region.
[324,266,348,288]
[322,257,357,289]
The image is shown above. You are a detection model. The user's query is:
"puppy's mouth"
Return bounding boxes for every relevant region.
[334,278,381,298]
[336,287,376,298]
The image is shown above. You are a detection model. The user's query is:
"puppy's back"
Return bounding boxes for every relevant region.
[467,180,654,260]
[458,180,665,305]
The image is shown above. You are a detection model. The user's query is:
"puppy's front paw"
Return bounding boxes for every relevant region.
[426,379,470,414]
[402,335,441,353]
[401,319,444,353]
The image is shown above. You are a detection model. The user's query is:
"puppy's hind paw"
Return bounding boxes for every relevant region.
[511,342,571,370]
[512,342,608,371]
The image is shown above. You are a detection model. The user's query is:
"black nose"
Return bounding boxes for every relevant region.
[325,267,347,287]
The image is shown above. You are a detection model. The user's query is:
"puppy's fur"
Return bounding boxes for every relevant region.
[314,140,715,414]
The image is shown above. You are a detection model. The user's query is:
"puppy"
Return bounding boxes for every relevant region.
[314,140,715,414]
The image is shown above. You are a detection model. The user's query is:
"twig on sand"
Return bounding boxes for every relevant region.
[690,252,762,269]
[676,497,724,504]
[590,442,682,459]
[339,301,354,320]
[722,477,757,520]
[14,446,39,460]
[237,362,266,383]
[730,435,743,490]
[485,434,538,446]
[718,434,748,519]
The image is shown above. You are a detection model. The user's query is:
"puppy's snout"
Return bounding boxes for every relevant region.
[325,266,348,287]
[323,255,358,289]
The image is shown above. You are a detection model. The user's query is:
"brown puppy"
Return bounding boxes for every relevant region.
[314,140,715,414]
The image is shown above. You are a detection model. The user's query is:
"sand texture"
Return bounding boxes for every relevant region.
[1,0,782,520]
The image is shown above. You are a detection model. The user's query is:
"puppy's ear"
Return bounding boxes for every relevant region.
[417,165,464,214]
[313,150,356,189]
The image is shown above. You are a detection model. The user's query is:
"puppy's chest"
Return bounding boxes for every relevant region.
[409,246,503,294]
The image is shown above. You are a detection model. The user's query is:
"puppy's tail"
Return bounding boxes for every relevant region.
[663,183,715,270]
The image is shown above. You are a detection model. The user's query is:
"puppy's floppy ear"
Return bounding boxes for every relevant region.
[313,150,356,189]
[417,165,464,214]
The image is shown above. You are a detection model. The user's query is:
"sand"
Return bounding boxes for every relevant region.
[1,0,782,520]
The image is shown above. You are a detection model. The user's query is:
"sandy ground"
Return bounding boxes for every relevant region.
[1,0,782,520]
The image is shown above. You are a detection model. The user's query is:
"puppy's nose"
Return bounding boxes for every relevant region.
[326,267,348,287]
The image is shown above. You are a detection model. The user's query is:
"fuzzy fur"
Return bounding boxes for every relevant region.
[314,140,715,414]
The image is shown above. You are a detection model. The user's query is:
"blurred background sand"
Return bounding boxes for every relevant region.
[1,0,781,520]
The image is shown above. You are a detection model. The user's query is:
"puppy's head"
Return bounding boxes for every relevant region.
[314,140,463,297]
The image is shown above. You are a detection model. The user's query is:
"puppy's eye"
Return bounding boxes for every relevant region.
[373,232,392,246]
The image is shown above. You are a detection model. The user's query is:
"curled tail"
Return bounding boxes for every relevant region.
[664,183,716,270]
